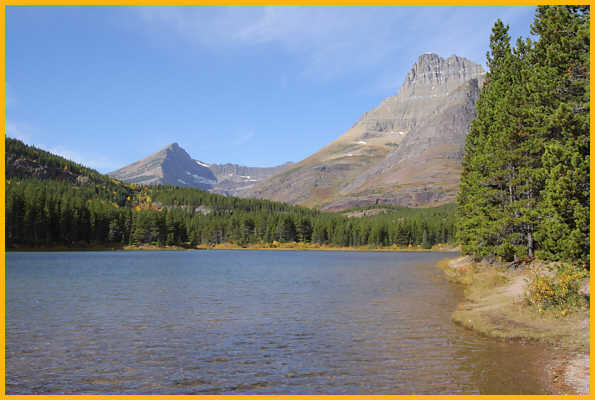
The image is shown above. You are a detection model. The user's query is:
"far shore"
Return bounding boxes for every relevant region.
[5,243,460,253]
[438,256,589,395]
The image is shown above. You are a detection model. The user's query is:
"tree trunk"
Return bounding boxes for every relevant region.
[527,230,534,258]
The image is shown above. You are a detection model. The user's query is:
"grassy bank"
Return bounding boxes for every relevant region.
[438,256,590,394]
[199,242,459,252]
[7,242,460,253]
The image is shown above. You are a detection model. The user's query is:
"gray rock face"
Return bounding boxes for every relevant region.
[208,162,294,196]
[241,53,485,210]
[109,143,293,193]
[352,54,484,146]
[209,162,294,181]
[336,77,483,203]
[109,143,217,189]
[109,53,483,208]
[403,53,484,94]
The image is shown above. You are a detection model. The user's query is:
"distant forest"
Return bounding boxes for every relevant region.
[5,138,456,249]
[457,6,589,267]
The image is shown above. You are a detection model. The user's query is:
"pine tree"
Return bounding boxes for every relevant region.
[457,19,515,260]
[422,229,432,249]
[530,6,590,267]
[457,7,589,266]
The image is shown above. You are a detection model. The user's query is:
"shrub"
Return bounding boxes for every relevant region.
[527,264,588,310]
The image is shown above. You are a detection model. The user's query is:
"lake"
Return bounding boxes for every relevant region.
[6,250,549,394]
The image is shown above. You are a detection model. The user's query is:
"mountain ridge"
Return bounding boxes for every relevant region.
[208,162,295,196]
[240,53,485,209]
[108,52,484,210]
[109,142,217,189]
[108,143,294,194]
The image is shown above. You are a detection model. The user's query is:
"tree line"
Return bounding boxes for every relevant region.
[6,179,456,249]
[457,6,589,267]
[6,136,456,249]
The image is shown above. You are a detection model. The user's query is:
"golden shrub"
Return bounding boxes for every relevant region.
[527,265,588,309]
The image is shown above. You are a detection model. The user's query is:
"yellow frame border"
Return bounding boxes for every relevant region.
[0,3,592,399]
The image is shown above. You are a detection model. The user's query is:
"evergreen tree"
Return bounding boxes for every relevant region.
[457,7,589,266]
[530,6,590,267]
[457,19,515,260]
[6,137,458,250]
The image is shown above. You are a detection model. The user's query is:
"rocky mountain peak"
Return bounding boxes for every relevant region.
[109,142,293,194]
[160,142,182,153]
[109,142,216,188]
[242,52,485,210]
[402,53,484,95]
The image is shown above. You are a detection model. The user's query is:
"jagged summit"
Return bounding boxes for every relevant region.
[402,53,484,94]
[109,142,216,189]
[157,142,183,154]
[109,52,484,209]
[240,53,485,210]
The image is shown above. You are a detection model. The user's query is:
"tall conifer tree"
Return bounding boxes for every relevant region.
[457,7,589,266]
[457,20,515,259]
[531,6,590,266]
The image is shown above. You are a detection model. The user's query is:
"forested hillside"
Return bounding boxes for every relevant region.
[457,6,589,267]
[5,138,456,249]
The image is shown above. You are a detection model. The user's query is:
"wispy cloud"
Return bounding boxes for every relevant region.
[232,130,255,145]
[43,144,118,172]
[127,5,535,87]
[130,6,412,81]
[5,85,119,172]
[6,121,30,142]
[361,6,536,94]
[6,121,119,172]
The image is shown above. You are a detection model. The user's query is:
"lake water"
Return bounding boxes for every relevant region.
[6,250,550,394]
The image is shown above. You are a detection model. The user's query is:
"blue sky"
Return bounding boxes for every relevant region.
[6,6,536,172]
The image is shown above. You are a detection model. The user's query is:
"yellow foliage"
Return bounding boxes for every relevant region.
[527,266,588,308]
[527,274,555,305]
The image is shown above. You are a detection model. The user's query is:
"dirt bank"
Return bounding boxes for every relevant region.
[439,256,590,395]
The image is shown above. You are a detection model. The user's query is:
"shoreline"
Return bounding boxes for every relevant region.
[5,243,460,253]
[438,256,590,395]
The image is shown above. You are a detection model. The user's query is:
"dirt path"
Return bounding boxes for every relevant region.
[439,256,590,394]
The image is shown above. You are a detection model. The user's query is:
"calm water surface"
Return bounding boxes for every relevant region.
[6,250,549,394]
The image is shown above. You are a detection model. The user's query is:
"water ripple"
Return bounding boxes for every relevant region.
[7,251,548,394]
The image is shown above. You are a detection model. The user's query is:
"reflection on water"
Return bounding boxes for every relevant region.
[6,250,548,394]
